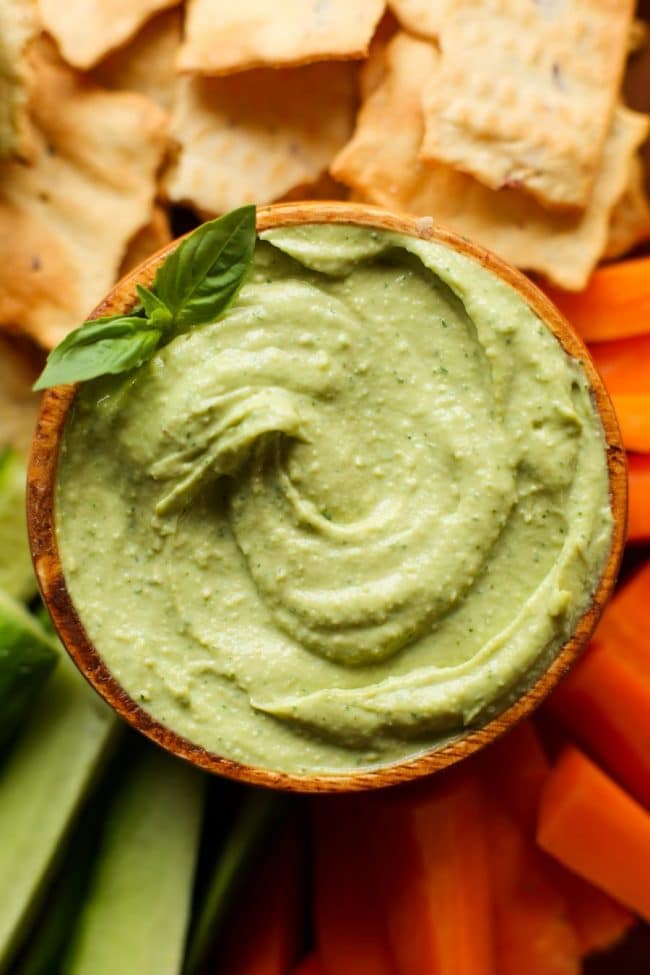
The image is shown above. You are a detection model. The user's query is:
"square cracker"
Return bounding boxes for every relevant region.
[331,32,649,291]
[38,0,181,70]
[604,154,650,259]
[420,0,635,211]
[388,0,449,40]
[177,0,385,75]
[0,0,38,159]
[0,39,168,348]
[164,60,357,215]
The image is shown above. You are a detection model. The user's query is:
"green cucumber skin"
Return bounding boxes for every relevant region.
[63,744,205,975]
[0,588,57,747]
[0,651,117,974]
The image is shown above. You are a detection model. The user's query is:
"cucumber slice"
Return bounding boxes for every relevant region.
[0,447,37,603]
[0,650,117,973]
[64,743,205,975]
[0,587,57,746]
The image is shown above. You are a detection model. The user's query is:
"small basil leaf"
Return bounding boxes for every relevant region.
[34,317,160,390]
[136,284,172,327]
[153,205,256,331]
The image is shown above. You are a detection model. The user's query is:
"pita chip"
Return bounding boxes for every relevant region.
[604,153,650,259]
[0,39,168,348]
[420,0,634,211]
[120,204,172,274]
[0,0,38,159]
[177,0,385,75]
[165,60,356,215]
[0,335,41,456]
[388,0,449,40]
[331,33,649,291]
[38,0,181,70]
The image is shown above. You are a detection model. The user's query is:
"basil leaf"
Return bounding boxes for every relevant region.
[34,317,161,390]
[136,284,172,330]
[153,205,256,330]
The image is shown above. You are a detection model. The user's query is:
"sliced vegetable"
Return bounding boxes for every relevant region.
[596,561,650,661]
[628,455,650,542]
[0,586,57,746]
[544,255,650,343]
[292,957,322,975]
[184,790,287,975]
[482,720,550,832]
[588,334,650,394]
[0,650,117,973]
[0,447,37,603]
[313,798,395,975]
[537,746,650,921]
[216,817,304,975]
[554,868,635,957]
[65,742,205,975]
[366,766,495,975]
[608,393,650,452]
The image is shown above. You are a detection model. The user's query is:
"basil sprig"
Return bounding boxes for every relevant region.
[34,205,256,391]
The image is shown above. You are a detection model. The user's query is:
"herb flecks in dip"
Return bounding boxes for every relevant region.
[56,225,613,774]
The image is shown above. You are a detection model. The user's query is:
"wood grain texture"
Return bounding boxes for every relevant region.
[27,202,627,794]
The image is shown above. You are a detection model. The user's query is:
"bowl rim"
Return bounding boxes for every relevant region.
[27,200,628,793]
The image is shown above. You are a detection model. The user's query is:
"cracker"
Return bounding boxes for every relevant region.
[331,33,648,291]
[38,0,181,70]
[420,0,634,211]
[120,204,172,274]
[0,335,41,455]
[177,0,385,75]
[0,0,38,159]
[92,8,181,112]
[164,60,356,215]
[604,154,650,259]
[0,39,168,348]
[388,0,449,40]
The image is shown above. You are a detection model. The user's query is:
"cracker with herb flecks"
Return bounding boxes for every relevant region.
[164,60,357,215]
[331,32,648,291]
[419,0,635,211]
[177,0,385,75]
[604,154,650,259]
[388,0,449,40]
[0,0,38,160]
[38,0,181,70]
[0,38,168,349]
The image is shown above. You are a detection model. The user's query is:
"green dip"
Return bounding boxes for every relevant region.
[56,224,613,774]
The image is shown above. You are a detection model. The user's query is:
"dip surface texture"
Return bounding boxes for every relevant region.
[56,225,613,774]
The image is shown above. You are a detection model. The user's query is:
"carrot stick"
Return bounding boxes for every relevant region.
[544,255,650,342]
[587,334,650,394]
[553,868,635,956]
[291,957,322,975]
[595,561,650,670]
[608,392,650,452]
[482,721,551,832]
[365,766,495,975]
[537,746,650,921]
[546,638,650,809]
[313,799,395,975]
[217,819,304,975]
[628,455,650,541]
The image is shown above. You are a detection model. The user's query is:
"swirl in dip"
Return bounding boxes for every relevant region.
[56,224,613,774]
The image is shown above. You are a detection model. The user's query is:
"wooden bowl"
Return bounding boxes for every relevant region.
[27,202,627,793]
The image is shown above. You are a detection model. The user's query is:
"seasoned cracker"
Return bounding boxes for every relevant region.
[120,204,172,274]
[604,154,650,259]
[177,0,385,75]
[0,0,38,159]
[0,39,168,348]
[388,0,449,40]
[420,0,634,211]
[0,335,41,455]
[164,61,356,215]
[38,0,181,70]
[331,32,648,291]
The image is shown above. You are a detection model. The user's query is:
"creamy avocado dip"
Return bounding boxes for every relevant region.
[55,224,613,774]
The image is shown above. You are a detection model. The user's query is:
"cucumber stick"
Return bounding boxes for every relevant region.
[0,447,37,603]
[64,744,205,975]
[0,650,117,973]
[0,587,57,746]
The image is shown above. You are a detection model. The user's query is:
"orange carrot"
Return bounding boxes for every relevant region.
[537,746,650,921]
[553,868,635,956]
[628,455,650,541]
[313,798,396,975]
[217,820,304,975]
[291,957,322,975]
[544,255,650,342]
[588,334,650,394]
[365,765,495,975]
[595,561,650,670]
[482,721,551,832]
[546,638,650,808]
[608,392,650,452]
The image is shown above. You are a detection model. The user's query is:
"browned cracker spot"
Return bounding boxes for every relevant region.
[420,0,635,211]
[388,0,449,41]
[177,0,386,75]
[164,60,357,215]
[0,0,38,159]
[331,32,648,291]
[38,0,181,70]
[604,154,650,259]
[0,39,168,349]
[91,8,181,112]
